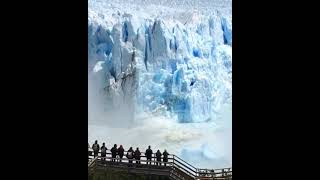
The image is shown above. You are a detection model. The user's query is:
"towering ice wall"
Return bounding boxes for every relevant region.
[88,3,232,123]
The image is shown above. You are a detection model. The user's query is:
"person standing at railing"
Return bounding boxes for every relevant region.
[126,147,134,164]
[117,145,124,162]
[100,142,107,163]
[134,147,141,164]
[156,150,162,166]
[145,145,153,165]
[163,149,169,166]
[110,144,118,162]
[92,140,100,158]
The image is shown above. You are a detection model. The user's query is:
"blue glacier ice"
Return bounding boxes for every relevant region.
[88,4,232,124]
[88,0,232,169]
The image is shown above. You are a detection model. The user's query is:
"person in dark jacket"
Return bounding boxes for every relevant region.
[163,149,169,166]
[100,143,107,163]
[145,145,153,165]
[134,147,141,164]
[110,144,118,162]
[126,147,134,164]
[92,140,100,158]
[156,150,162,166]
[117,145,124,162]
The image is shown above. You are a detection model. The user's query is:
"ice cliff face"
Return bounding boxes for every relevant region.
[88,3,232,123]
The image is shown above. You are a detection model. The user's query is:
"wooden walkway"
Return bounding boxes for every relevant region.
[88,150,232,180]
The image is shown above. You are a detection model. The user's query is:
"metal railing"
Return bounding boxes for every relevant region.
[88,149,232,179]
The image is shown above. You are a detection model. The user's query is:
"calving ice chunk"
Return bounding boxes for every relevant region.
[88,3,232,123]
[93,61,105,72]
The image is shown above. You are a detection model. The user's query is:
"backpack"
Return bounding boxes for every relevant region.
[101,147,106,154]
[127,151,133,158]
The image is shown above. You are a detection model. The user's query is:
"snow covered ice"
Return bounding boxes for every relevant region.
[88,0,232,168]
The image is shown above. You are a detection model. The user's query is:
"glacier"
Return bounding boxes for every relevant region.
[88,4,232,123]
[88,0,232,168]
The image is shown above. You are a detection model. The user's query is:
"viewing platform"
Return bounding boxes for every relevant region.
[88,150,232,180]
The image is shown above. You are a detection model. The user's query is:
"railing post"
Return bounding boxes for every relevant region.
[173,155,175,166]
[196,168,199,178]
